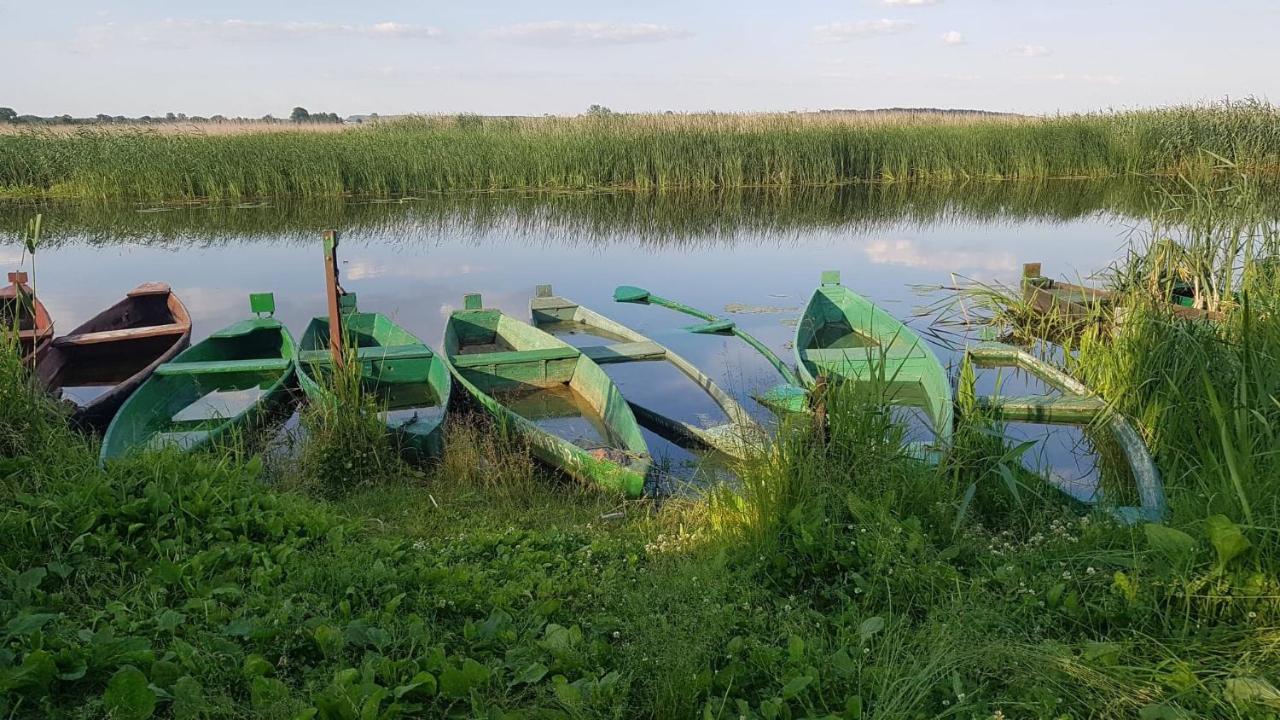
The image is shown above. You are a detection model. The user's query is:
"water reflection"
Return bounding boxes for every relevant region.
[1,181,1238,495]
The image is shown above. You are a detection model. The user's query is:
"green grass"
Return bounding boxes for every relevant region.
[2,103,1280,202]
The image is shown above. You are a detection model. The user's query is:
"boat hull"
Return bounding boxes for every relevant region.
[444,297,650,496]
[794,272,953,445]
[297,310,451,462]
[37,283,192,432]
[100,314,296,463]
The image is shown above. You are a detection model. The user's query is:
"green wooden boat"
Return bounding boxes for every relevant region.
[296,294,452,462]
[530,285,764,460]
[444,293,651,496]
[613,285,810,415]
[100,293,296,463]
[968,341,1165,523]
[795,271,953,446]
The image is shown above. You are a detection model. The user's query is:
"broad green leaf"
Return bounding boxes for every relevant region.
[439,658,489,698]
[1205,515,1251,569]
[509,662,548,687]
[104,666,157,720]
[394,671,437,699]
[171,676,206,720]
[1144,523,1197,567]
[781,675,813,700]
[5,612,59,638]
[1225,677,1280,709]
[859,616,885,644]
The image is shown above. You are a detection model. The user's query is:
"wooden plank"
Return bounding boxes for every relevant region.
[52,323,188,348]
[976,394,1107,424]
[154,357,291,376]
[580,341,665,364]
[299,344,434,365]
[449,346,580,369]
[322,230,345,368]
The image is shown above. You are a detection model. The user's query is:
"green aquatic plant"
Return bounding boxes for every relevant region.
[2,103,1279,202]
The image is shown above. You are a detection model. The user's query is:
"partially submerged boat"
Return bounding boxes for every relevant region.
[795,271,953,446]
[101,293,295,463]
[1022,262,1225,326]
[529,284,764,460]
[613,285,809,414]
[444,293,651,496]
[36,282,191,432]
[967,341,1165,523]
[296,294,451,462]
[2,271,53,363]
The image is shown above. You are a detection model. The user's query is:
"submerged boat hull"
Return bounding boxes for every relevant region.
[444,294,650,496]
[37,283,192,432]
[795,271,953,446]
[101,299,296,463]
[297,307,452,462]
[530,285,763,460]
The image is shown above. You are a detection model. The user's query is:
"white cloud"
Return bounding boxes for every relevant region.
[1009,44,1051,57]
[863,239,1016,272]
[883,0,941,5]
[940,30,965,45]
[814,19,915,43]
[74,19,443,51]
[482,21,692,46]
[940,72,982,82]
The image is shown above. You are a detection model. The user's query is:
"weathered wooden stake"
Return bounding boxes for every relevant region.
[322,230,345,368]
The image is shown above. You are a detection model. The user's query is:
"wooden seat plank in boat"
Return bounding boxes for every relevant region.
[298,344,435,365]
[578,341,667,364]
[52,322,189,348]
[153,357,293,376]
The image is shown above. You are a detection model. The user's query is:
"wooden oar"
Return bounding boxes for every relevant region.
[613,285,809,412]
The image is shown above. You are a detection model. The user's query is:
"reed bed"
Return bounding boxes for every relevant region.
[2,103,1278,202]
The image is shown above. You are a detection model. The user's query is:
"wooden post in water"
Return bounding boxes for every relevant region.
[322,230,345,368]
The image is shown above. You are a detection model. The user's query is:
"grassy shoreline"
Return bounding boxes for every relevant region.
[2,103,1279,202]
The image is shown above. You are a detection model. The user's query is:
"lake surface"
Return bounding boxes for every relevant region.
[0,181,1183,499]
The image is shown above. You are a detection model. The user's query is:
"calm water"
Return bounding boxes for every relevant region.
[0,182,1172,498]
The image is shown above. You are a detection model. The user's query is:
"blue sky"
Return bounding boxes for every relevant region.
[2,0,1276,117]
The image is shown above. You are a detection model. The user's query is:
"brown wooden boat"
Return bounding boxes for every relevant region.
[1022,262,1225,325]
[1,271,53,363]
[36,282,192,432]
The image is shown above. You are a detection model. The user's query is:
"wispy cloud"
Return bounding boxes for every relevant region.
[940,30,965,45]
[883,0,941,5]
[482,21,691,46]
[1009,44,1051,57]
[74,19,444,51]
[813,19,915,43]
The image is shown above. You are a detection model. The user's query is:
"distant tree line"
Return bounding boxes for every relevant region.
[0,107,351,125]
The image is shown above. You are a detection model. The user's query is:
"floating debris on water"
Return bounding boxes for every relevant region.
[723,303,799,314]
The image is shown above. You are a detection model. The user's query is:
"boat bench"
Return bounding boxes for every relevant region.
[154,357,292,376]
[800,345,925,365]
[298,344,434,365]
[450,346,580,369]
[580,341,665,364]
[53,323,188,348]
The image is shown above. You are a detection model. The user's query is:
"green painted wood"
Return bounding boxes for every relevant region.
[100,294,297,464]
[579,341,666,364]
[966,341,1166,523]
[974,394,1107,423]
[444,298,651,496]
[534,287,765,460]
[296,301,452,463]
[449,346,581,369]
[795,271,954,447]
[154,357,292,376]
